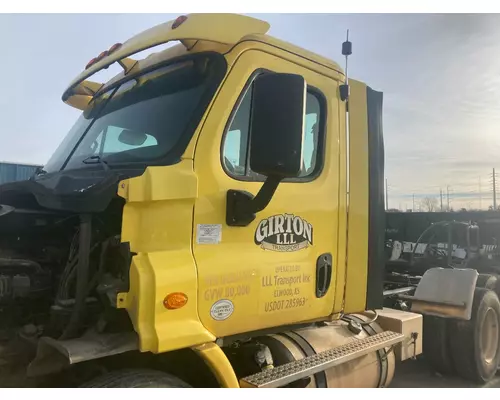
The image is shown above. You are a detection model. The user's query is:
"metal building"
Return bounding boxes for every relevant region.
[0,162,42,185]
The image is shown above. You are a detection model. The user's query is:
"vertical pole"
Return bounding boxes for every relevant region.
[385,178,388,210]
[440,188,443,212]
[479,177,482,210]
[447,186,450,211]
[494,168,497,210]
[447,222,453,266]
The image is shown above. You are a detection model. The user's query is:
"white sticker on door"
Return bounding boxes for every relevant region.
[196,224,222,244]
[210,299,234,321]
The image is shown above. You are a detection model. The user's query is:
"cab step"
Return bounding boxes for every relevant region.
[240,330,405,388]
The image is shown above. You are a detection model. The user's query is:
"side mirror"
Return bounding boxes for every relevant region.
[249,73,306,178]
[226,73,307,227]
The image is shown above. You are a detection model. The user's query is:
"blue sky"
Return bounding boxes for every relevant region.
[1,13,499,210]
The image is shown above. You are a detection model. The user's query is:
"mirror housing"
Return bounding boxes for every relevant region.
[226,73,307,227]
[249,73,306,178]
[118,129,147,146]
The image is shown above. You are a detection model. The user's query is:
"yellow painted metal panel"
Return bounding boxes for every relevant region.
[119,161,198,204]
[343,79,369,313]
[332,93,348,314]
[192,343,240,388]
[192,47,342,337]
[64,14,269,99]
[242,34,344,76]
[64,94,93,111]
[117,160,214,353]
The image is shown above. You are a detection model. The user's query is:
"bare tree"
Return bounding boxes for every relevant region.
[420,197,438,212]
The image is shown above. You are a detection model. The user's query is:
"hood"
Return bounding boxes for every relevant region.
[0,168,135,213]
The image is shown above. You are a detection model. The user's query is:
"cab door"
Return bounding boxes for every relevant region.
[192,49,341,337]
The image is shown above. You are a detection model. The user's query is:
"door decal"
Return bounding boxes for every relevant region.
[254,214,313,252]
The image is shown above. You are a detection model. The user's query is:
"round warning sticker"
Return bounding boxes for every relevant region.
[210,299,234,321]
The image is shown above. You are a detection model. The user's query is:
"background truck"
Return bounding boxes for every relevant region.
[384,210,500,381]
[0,13,497,388]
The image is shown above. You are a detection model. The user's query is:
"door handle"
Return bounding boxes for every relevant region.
[316,253,332,298]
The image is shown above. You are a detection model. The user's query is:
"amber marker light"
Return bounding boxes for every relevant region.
[164,292,188,309]
[108,43,122,54]
[85,57,97,70]
[172,15,188,29]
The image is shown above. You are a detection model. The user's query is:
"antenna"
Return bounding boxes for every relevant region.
[340,29,352,102]
[342,29,353,278]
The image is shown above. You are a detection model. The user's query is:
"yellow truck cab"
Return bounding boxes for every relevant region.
[0,13,496,388]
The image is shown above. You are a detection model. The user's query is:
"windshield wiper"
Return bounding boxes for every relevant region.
[82,155,110,171]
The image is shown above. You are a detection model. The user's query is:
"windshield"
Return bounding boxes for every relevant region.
[43,54,226,174]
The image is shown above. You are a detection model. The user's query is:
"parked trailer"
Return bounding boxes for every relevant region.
[384,211,500,382]
[386,211,500,247]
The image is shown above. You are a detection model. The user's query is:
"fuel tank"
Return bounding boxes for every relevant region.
[258,314,395,388]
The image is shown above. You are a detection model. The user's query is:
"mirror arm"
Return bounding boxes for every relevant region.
[226,175,282,227]
[248,175,282,213]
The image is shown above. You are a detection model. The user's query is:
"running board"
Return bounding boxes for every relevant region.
[240,331,405,388]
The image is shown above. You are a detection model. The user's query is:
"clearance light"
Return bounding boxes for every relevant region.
[164,292,188,309]
[108,42,122,54]
[172,15,187,30]
[96,50,109,62]
[85,57,97,70]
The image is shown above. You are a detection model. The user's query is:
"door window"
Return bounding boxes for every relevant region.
[222,79,325,180]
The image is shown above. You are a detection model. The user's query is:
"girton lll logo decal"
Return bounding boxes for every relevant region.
[255,214,313,252]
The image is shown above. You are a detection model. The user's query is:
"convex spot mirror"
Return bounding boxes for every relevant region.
[249,73,306,179]
[118,129,148,146]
